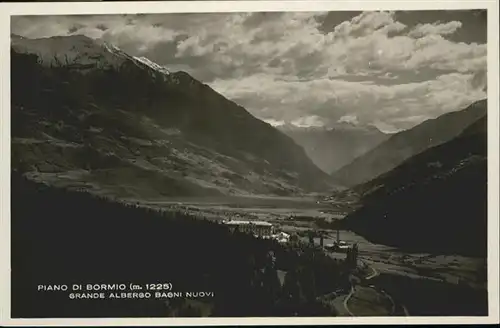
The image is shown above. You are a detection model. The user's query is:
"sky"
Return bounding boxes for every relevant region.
[11,10,487,133]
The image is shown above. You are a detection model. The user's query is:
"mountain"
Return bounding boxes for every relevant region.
[279,123,390,173]
[341,108,487,257]
[331,99,487,187]
[11,34,332,198]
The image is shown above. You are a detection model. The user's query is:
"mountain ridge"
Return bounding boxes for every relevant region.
[331,99,487,187]
[341,106,487,257]
[279,123,390,173]
[11,34,333,198]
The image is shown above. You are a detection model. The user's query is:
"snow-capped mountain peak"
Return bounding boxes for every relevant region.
[102,41,123,55]
[133,56,171,75]
[101,40,171,76]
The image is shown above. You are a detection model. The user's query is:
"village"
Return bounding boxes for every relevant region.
[221,218,356,255]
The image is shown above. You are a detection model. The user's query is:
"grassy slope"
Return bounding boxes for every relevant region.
[11,40,332,198]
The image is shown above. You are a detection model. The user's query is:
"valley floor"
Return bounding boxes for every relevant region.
[139,194,487,316]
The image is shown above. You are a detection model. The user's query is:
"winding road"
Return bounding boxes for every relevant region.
[342,259,408,316]
[365,265,379,280]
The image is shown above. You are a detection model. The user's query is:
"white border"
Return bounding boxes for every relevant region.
[0,1,498,326]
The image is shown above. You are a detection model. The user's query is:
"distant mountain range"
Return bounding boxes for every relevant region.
[342,101,487,257]
[11,34,333,198]
[331,100,487,187]
[279,123,390,173]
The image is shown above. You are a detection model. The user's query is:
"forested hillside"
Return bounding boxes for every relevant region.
[11,172,350,318]
[342,111,487,257]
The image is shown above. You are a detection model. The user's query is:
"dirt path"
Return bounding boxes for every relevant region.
[380,288,396,314]
[343,286,356,316]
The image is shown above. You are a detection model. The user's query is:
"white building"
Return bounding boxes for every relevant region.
[272,231,290,243]
[223,220,274,237]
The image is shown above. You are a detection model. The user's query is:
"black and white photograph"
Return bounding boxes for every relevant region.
[1,0,499,325]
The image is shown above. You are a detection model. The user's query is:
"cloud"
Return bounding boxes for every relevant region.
[338,115,359,125]
[210,71,486,132]
[11,15,181,53]
[408,21,463,38]
[162,11,485,84]
[10,11,487,132]
[406,34,486,73]
[12,12,485,78]
[332,11,407,38]
[291,116,326,128]
[99,24,179,53]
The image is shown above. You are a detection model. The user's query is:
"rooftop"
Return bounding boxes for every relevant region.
[223,220,273,227]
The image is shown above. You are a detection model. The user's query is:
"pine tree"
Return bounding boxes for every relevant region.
[308,230,315,246]
[260,263,282,314]
[298,266,317,302]
[282,268,303,304]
